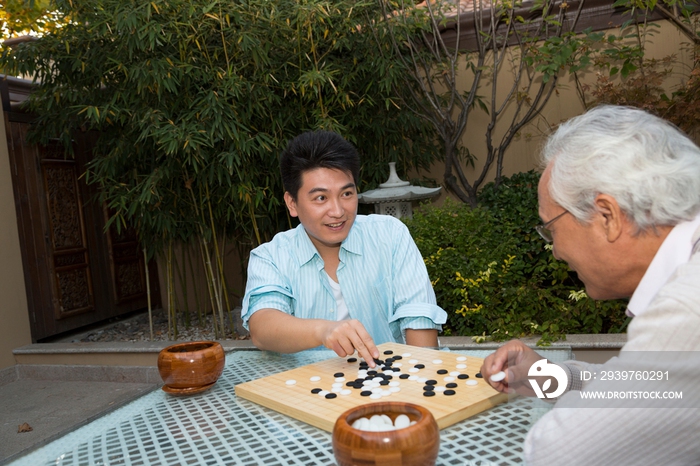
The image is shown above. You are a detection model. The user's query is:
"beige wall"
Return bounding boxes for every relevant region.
[0,112,32,369]
[412,20,693,199]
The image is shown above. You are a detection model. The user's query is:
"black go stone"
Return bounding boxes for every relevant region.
[423,385,435,391]
[458,374,470,379]
[399,374,410,379]
[367,370,378,376]
[347,358,357,363]
[325,393,337,399]
[425,380,437,385]
[334,372,345,378]
[423,391,436,397]
[446,383,458,388]
[393,355,403,360]
[311,388,322,394]
[359,362,369,368]
[382,366,393,372]
[373,359,384,365]
[476,373,483,378]
[415,364,425,369]
[383,350,394,355]
[380,380,390,386]
[437,369,449,375]
[360,391,372,397]
[384,375,393,380]
[444,390,456,396]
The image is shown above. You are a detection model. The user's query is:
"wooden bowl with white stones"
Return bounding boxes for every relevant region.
[332,401,439,466]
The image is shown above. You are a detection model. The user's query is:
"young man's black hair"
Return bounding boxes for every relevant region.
[279,131,361,200]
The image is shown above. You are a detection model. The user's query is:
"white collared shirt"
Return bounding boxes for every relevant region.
[627,213,700,317]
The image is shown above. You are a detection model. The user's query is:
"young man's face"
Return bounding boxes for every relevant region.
[284,168,358,253]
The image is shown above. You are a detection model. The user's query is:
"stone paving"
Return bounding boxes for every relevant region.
[50,307,249,343]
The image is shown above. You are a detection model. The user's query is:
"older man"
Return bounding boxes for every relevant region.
[482,105,700,465]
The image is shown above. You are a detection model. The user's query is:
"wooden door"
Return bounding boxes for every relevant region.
[3,106,160,341]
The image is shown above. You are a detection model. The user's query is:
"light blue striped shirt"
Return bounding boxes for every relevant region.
[241,214,447,345]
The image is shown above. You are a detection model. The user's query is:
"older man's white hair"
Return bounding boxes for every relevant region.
[542,105,700,233]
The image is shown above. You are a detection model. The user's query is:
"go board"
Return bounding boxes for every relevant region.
[235,342,509,432]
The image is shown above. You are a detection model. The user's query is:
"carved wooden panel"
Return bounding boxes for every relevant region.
[105,210,147,304]
[41,142,95,319]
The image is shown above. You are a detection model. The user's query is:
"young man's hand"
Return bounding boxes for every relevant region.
[319,319,380,367]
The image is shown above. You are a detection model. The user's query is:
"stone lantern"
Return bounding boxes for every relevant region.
[358,162,442,219]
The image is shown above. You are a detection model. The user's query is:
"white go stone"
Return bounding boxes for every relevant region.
[409,359,419,364]
[443,376,456,382]
[466,380,478,386]
[335,377,346,383]
[389,387,401,393]
[394,414,411,429]
[456,356,467,362]
[340,389,352,396]
[409,368,420,373]
[456,364,467,369]
[490,371,506,382]
[434,386,446,392]
[285,379,297,385]
[310,376,321,382]
[450,371,461,377]
[432,359,443,364]
[352,417,370,430]
[389,381,400,387]
[402,353,412,357]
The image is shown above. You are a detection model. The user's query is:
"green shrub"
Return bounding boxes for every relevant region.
[406,171,628,345]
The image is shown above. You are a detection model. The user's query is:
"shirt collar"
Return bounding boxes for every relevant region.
[293,223,320,266]
[293,219,363,266]
[627,212,700,317]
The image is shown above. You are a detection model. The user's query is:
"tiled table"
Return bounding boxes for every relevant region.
[9,348,570,466]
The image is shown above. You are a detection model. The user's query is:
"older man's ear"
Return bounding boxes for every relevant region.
[594,194,624,243]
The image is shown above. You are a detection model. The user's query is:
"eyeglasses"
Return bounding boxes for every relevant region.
[535,210,570,243]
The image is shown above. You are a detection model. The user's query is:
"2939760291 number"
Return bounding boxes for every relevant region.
[599,371,669,381]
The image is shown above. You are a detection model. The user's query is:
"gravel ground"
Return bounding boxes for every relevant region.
[66,307,249,343]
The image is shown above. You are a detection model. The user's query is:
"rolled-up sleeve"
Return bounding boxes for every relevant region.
[240,249,294,330]
[389,221,447,330]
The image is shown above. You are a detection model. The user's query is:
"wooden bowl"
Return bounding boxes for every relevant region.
[157,341,225,394]
[332,402,440,466]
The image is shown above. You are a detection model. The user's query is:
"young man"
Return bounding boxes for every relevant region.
[481,105,700,465]
[241,131,446,366]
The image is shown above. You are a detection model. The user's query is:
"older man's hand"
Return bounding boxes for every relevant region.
[480,340,549,398]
